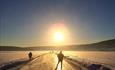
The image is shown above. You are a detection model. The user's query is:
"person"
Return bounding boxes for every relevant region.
[55,51,64,70]
[28,52,32,60]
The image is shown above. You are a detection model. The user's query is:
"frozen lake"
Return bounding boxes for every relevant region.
[0,51,115,67]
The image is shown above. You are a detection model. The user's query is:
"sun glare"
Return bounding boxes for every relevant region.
[55,32,64,42]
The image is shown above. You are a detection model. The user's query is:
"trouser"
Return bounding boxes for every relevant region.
[55,60,63,70]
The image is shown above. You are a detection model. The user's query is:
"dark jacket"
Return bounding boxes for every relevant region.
[57,53,64,61]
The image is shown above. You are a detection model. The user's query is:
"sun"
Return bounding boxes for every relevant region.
[55,32,64,42]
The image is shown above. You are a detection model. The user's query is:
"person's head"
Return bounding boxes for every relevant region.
[60,51,62,53]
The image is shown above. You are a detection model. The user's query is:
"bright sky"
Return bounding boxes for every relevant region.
[0,0,115,47]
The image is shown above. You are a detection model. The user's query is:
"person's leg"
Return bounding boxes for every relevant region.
[30,56,32,59]
[55,60,60,70]
[61,60,63,70]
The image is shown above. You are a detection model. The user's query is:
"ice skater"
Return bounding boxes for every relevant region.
[28,52,32,60]
[55,51,64,70]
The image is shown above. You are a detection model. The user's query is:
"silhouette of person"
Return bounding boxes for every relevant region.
[55,51,64,70]
[28,52,32,60]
